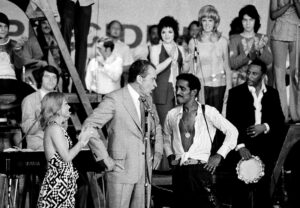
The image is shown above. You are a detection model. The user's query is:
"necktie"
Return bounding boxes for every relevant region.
[139,96,146,134]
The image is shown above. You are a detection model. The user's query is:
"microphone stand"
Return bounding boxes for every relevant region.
[193,37,205,104]
[144,110,150,208]
[193,37,198,75]
[142,99,155,208]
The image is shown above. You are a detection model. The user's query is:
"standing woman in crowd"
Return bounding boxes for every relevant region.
[270,0,300,122]
[229,5,272,87]
[189,5,231,113]
[37,92,89,208]
[150,16,189,126]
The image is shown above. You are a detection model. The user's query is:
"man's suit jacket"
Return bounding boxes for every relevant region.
[226,83,284,165]
[84,85,163,184]
[21,91,44,150]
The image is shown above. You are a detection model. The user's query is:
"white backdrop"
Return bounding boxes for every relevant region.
[0,0,270,59]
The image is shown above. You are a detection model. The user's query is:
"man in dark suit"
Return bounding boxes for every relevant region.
[226,59,285,208]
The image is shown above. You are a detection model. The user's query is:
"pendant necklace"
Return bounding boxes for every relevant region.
[180,119,191,139]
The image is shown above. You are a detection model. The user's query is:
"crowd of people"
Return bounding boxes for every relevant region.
[0,0,300,208]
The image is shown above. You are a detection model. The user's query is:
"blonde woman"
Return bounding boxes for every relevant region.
[37,92,89,208]
[189,5,231,114]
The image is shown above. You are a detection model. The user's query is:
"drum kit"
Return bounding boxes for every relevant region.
[236,155,265,184]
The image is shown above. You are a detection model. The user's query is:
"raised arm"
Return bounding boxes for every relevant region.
[270,0,292,20]
[150,44,173,74]
[229,35,250,70]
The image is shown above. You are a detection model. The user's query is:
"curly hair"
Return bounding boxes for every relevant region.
[158,16,179,41]
[238,4,261,33]
[198,5,221,40]
[40,92,65,129]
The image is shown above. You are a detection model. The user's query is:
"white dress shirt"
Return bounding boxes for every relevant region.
[113,40,134,67]
[127,84,142,122]
[85,54,123,94]
[164,102,238,165]
[236,83,270,150]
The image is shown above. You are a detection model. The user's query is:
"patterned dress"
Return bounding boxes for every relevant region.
[37,122,79,208]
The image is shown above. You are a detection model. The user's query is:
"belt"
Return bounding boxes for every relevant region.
[182,159,206,166]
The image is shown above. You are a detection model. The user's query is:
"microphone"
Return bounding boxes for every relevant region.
[193,36,198,62]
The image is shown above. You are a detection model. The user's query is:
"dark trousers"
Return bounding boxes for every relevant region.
[57,0,92,88]
[172,164,219,208]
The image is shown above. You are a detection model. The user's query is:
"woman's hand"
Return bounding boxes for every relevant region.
[254,35,268,52]
[169,42,177,60]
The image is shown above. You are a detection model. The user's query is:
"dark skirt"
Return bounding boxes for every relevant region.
[204,86,226,113]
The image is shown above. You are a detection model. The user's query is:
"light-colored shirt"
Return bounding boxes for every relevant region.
[248,84,267,125]
[21,90,44,151]
[127,84,142,122]
[113,40,134,67]
[235,83,270,150]
[271,6,300,41]
[0,38,17,80]
[85,54,123,94]
[132,41,151,61]
[164,102,238,165]
[189,36,228,87]
[150,43,185,89]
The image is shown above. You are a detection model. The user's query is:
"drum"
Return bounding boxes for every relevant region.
[236,155,265,184]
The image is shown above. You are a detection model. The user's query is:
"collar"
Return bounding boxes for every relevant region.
[247,82,267,95]
[127,84,140,100]
[178,101,202,115]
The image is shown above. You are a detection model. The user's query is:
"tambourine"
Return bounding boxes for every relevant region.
[236,155,265,184]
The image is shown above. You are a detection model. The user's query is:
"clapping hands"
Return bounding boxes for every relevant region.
[169,42,178,61]
[254,35,268,51]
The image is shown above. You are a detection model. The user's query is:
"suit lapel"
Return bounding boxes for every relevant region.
[242,83,256,122]
[122,86,143,133]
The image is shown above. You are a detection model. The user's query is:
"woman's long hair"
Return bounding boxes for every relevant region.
[238,4,261,33]
[198,5,222,41]
[40,92,65,129]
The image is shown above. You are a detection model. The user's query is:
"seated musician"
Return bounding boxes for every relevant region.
[21,65,59,150]
[164,73,238,208]
[226,59,285,208]
[85,37,123,95]
[21,24,48,88]
[0,12,35,102]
